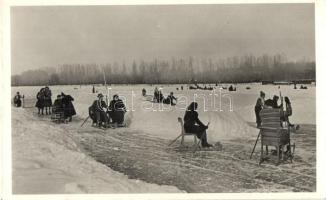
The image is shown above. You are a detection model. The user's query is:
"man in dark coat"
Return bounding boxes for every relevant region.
[108,94,127,125]
[61,92,76,122]
[184,102,212,148]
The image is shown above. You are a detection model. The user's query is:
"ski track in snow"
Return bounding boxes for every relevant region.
[23,107,316,193]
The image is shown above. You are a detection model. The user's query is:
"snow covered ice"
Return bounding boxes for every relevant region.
[11,84,316,193]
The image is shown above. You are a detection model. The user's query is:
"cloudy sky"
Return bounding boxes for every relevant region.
[11,4,315,75]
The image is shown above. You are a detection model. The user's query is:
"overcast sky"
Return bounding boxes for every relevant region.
[11,4,315,75]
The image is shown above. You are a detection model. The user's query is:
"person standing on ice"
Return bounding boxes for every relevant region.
[154,87,159,102]
[142,88,146,96]
[35,88,45,115]
[43,86,52,115]
[281,96,295,127]
[254,91,265,128]
[184,102,212,148]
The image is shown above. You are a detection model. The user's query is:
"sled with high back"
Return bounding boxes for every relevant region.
[168,117,203,152]
[258,108,295,165]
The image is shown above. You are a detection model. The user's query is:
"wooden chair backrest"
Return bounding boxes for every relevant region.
[260,108,282,130]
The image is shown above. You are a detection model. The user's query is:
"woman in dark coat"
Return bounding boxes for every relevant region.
[35,88,45,115]
[61,93,76,122]
[108,94,126,124]
[43,86,52,115]
[184,102,212,148]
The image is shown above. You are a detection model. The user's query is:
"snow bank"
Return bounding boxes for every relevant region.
[11,107,182,194]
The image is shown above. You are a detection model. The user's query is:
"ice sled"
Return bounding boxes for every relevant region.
[258,108,295,165]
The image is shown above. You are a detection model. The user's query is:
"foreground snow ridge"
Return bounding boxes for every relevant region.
[11,108,182,194]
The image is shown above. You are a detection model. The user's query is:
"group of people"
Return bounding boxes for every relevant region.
[52,93,76,122]
[89,93,127,128]
[35,86,53,115]
[153,87,177,105]
[255,91,293,128]
[34,86,76,123]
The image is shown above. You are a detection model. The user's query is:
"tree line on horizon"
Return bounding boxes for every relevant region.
[11,54,315,86]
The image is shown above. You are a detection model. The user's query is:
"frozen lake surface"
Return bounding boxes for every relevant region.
[11,84,316,193]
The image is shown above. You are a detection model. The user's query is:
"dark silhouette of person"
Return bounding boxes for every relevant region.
[35,88,45,115]
[255,91,265,128]
[61,92,76,122]
[13,92,22,107]
[163,92,177,105]
[265,95,283,109]
[108,94,127,125]
[184,102,212,148]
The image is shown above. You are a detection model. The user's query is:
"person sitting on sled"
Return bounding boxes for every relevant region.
[52,94,64,114]
[90,93,109,128]
[108,94,127,126]
[61,92,76,122]
[184,102,212,148]
[265,95,283,109]
[13,92,22,107]
[163,92,177,105]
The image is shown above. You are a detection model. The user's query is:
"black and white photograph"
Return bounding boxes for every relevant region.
[1,1,326,199]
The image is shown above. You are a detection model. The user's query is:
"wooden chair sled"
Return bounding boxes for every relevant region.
[51,111,65,123]
[258,108,295,165]
[169,117,202,152]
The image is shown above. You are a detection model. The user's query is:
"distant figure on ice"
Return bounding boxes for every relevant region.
[61,92,76,122]
[92,85,95,93]
[36,88,45,115]
[163,92,177,106]
[154,87,159,102]
[228,85,236,91]
[181,86,183,90]
[153,87,164,103]
[184,102,212,148]
[43,86,52,115]
[89,93,109,128]
[254,91,265,128]
[142,88,146,96]
[13,92,22,107]
[265,95,283,109]
[109,94,127,126]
